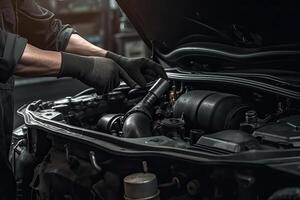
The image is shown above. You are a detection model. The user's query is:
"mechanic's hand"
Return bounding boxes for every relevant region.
[59,53,136,94]
[106,51,167,88]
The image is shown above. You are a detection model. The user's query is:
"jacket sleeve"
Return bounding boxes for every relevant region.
[0,29,27,83]
[17,0,77,51]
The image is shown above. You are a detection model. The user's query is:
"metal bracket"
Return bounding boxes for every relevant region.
[89,151,102,172]
[64,144,70,162]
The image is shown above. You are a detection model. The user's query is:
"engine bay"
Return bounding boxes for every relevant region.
[13,77,300,200]
[31,78,300,154]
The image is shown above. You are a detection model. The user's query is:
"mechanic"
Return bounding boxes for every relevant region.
[0,0,166,198]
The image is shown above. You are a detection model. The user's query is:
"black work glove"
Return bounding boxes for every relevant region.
[106,51,167,88]
[58,52,135,94]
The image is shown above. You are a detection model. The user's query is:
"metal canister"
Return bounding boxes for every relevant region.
[124,173,160,200]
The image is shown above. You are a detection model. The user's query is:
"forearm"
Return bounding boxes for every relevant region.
[15,43,62,77]
[65,34,107,57]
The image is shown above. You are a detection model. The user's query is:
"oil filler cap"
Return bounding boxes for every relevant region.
[124,173,160,200]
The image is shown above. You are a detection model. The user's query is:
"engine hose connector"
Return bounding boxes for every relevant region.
[122,78,169,138]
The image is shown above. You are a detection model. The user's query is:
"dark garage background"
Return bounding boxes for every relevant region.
[13,0,148,128]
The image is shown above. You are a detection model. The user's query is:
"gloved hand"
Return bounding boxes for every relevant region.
[58,52,136,94]
[106,51,167,88]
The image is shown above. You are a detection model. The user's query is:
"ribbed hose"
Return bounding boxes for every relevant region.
[122,78,169,138]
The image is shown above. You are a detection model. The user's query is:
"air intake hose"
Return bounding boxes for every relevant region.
[122,78,169,138]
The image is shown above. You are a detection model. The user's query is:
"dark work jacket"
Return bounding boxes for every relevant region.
[0,0,75,198]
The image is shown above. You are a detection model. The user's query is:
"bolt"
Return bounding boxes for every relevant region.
[187,180,201,196]
[245,110,258,123]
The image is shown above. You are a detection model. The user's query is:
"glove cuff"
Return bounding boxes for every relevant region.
[105,51,122,62]
[58,52,94,78]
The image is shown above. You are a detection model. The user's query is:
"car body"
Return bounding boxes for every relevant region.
[12,1,300,200]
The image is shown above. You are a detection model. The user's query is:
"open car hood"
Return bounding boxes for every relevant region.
[116,0,300,68]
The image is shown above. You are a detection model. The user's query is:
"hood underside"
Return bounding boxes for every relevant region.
[117,0,300,55]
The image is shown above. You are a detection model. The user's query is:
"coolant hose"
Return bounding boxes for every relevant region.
[122,78,169,138]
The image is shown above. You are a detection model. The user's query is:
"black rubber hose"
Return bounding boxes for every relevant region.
[122,78,169,138]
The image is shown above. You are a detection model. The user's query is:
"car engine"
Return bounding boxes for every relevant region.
[12,78,300,200]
